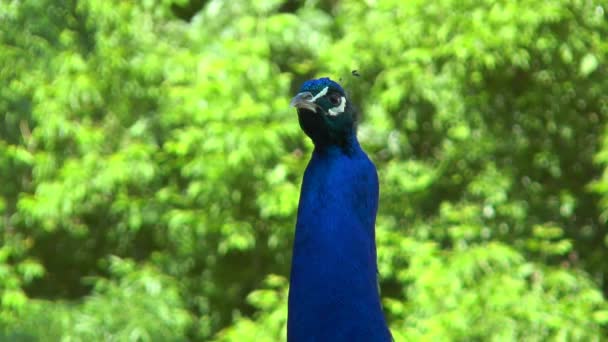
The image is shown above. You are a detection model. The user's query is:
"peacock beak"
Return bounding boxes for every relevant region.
[290,92,317,113]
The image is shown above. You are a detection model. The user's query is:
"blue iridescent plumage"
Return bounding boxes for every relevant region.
[288,77,392,341]
[299,77,345,94]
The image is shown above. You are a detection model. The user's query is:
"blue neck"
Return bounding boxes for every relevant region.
[314,133,358,156]
[297,110,357,151]
[287,139,391,341]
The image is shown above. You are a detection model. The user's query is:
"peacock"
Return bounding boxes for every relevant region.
[288,77,392,341]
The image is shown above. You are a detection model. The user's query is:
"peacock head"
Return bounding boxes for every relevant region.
[290,77,356,149]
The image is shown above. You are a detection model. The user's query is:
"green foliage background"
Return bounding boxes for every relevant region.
[1,0,607,340]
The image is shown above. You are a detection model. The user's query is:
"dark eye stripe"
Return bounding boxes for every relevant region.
[329,94,341,105]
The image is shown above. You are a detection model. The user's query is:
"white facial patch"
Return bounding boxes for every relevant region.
[328,96,346,116]
[311,86,328,102]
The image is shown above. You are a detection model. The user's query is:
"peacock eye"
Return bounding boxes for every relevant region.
[328,93,341,105]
